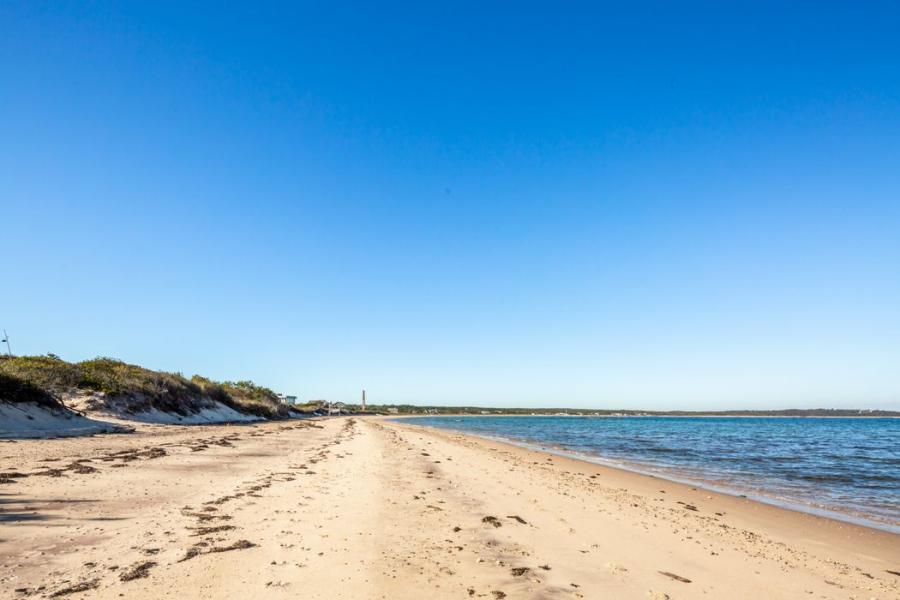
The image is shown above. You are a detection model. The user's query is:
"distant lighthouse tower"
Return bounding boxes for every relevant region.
[361,389,366,411]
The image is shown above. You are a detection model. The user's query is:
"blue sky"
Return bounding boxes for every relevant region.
[2,2,899,409]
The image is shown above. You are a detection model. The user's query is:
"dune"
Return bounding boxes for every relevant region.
[0,401,127,439]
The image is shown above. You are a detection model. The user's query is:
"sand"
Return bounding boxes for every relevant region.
[1,417,897,599]
[0,402,128,439]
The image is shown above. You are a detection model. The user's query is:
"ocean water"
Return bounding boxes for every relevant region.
[408,415,900,532]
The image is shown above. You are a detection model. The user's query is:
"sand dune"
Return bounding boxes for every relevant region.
[0,402,128,439]
[1,417,897,599]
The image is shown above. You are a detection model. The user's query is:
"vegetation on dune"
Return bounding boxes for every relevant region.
[190,376,294,418]
[292,401,326,413]
[0,354,82,392]
[0,372,61,408]
[0,355,296,419]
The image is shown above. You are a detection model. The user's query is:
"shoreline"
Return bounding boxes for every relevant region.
[390,418,900,564]
[394,414,900,535]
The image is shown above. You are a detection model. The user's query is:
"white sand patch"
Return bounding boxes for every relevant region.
[0,401,126,438]
[111,401,264,424]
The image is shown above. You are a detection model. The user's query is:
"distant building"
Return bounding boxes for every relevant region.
[277,394,298,404]
[387,407,399,414]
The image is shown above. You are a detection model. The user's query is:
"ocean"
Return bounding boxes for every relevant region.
[406,415,900,532]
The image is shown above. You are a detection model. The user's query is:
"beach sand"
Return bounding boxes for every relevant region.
[1,417,897,599]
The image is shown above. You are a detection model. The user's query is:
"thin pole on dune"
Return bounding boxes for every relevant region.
[1,330,10,356]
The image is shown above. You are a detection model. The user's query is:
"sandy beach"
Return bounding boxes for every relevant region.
[1,417,897,599]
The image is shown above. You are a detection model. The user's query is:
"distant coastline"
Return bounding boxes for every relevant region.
[373,405,900,417]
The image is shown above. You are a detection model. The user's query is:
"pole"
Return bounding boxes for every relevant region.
[2,330,10,356]
[362,389,366,411]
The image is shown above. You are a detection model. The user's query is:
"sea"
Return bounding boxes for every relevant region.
[406,415,900,533]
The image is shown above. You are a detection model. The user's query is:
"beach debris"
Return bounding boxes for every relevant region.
[506,515,528,524]
[0,471,28,484]
[659,571,692,583]
[48,580,100,598]
[188,524,236,536]
[538,564,551,570]
[491,592,507,599]
[67,462,98,474]
[143,447,167,459]
[209,539,256,554]
[184,510,232,522]
[482,516,502,528]
[885,569,900,576]
[452,526,462,532]
[510,567,530,577]
[178,546,204,562]
[179,539,256,562]
[32,468,65,477]
[120,561,157,582]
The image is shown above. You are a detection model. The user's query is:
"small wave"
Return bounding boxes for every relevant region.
[798,474,857,483]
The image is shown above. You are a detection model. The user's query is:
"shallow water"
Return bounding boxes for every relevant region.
[408,415,900,531]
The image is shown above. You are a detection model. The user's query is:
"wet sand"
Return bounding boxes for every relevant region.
[1,417,897,599]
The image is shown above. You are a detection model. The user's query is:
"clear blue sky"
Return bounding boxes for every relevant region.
[2,2,899,410]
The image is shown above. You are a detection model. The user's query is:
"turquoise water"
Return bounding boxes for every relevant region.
[408,416,900,531]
